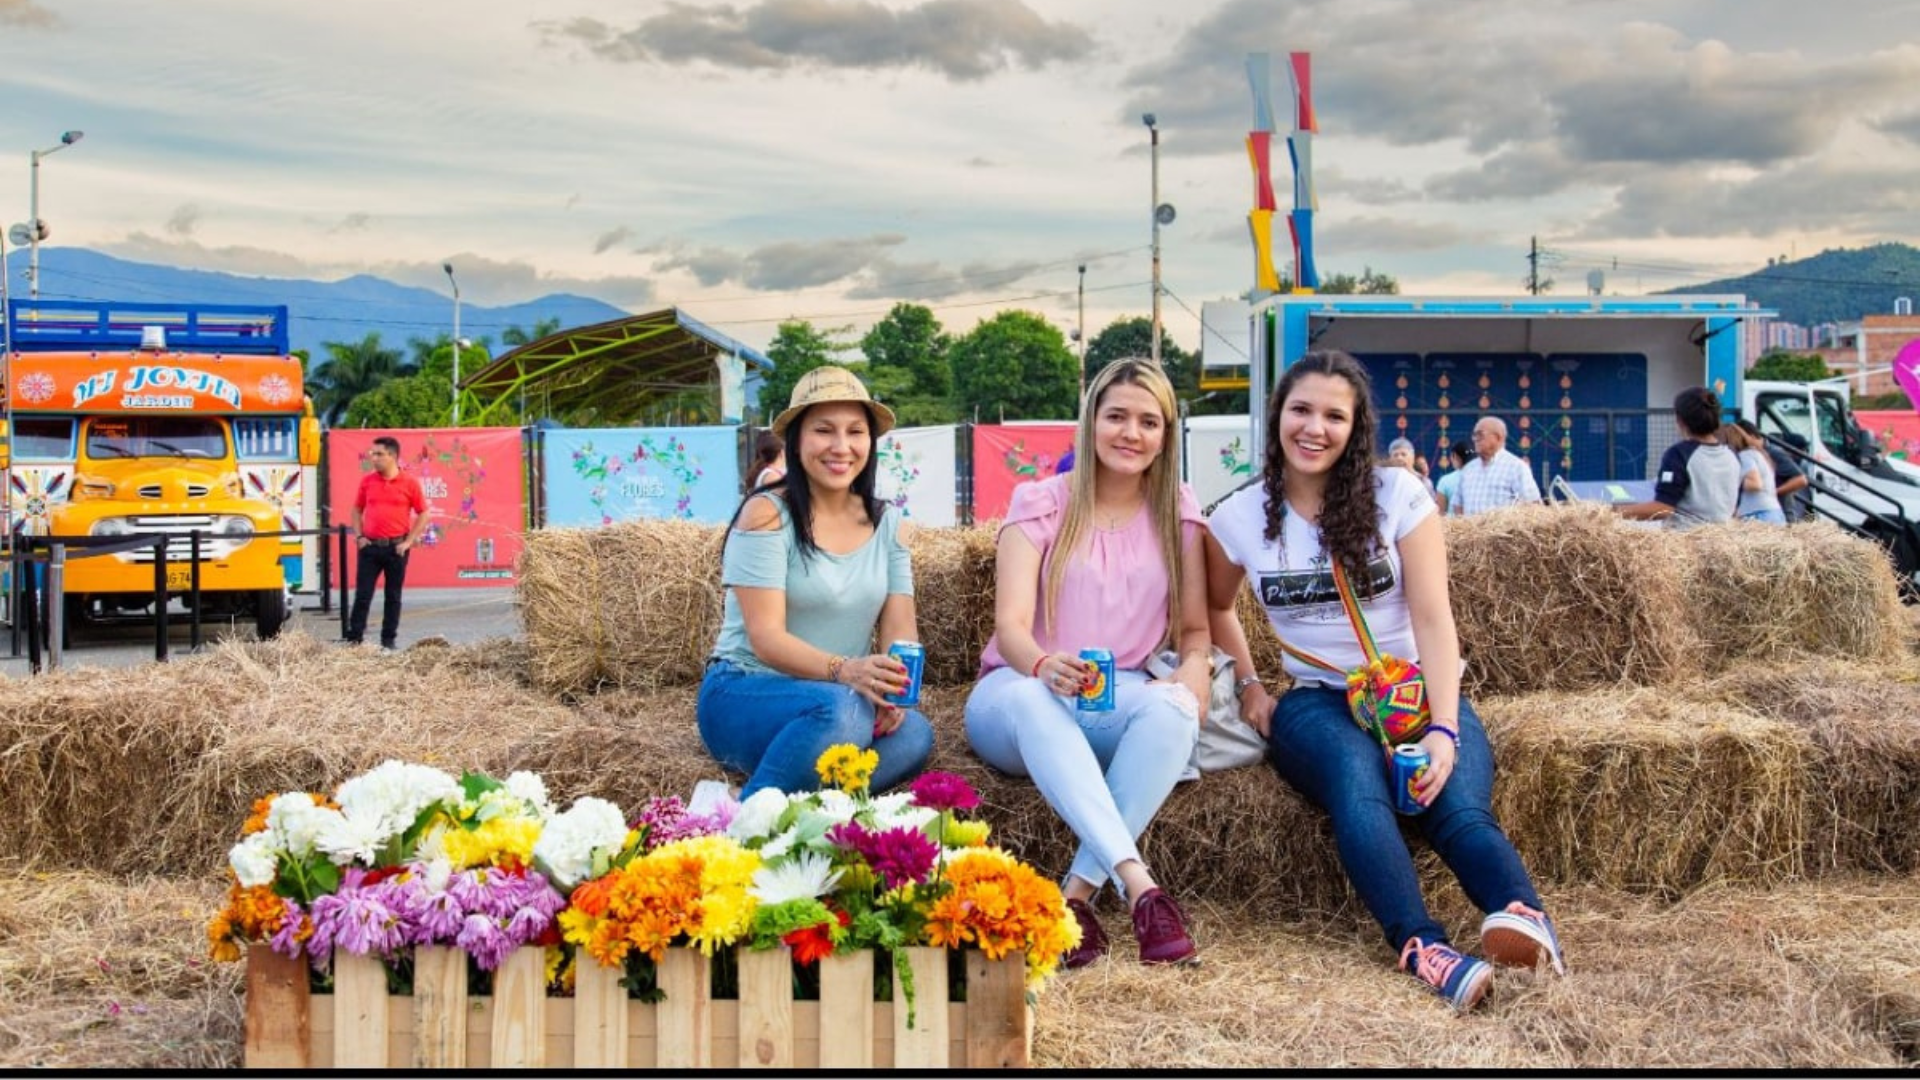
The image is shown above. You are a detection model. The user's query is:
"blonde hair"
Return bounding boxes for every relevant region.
[1042,359,1185,650]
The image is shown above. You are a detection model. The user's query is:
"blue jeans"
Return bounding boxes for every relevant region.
[697,659,934,797]
[1741,508,1786,524]
[1267,685,1543,952]
[965,666,1198,896]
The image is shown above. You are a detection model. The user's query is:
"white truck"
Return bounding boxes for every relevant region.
[1743,376,1920,597]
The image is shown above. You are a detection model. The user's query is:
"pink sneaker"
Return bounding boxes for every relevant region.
[1129,887,1198,965]
[1060,897,1108,969]
[1399,937,1493,1012]
[1480,901,1566,975]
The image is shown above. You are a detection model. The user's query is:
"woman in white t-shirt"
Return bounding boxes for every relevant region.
[1723,423,1785,524]
[1203,350,1565,1013]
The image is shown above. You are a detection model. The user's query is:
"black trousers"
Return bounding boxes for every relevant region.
[347,543,410,646]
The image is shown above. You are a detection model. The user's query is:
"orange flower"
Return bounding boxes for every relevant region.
[241,795,277,836]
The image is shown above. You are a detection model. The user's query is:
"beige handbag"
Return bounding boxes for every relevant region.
[1148,646,1268,776]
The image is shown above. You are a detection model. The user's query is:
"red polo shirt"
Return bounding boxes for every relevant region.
[355,469,427,540]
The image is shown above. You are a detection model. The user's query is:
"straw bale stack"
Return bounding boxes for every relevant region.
[902,523,998,686]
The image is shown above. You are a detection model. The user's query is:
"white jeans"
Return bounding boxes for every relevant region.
[964,666,1198,896]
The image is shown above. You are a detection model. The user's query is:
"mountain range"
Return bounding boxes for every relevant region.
[1659,242,1920,328]
[1,248,631,359]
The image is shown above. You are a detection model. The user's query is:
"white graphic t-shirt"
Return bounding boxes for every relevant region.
[1208,467,1436,685]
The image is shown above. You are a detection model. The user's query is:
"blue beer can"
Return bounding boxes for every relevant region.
[1391,744,1431,816]
[885,640,925,707]
[1077,647,1116,713]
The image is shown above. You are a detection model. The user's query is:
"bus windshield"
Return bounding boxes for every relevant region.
[86,417,227,460]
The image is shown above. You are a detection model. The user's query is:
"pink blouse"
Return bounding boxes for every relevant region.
[980,473,1203,675]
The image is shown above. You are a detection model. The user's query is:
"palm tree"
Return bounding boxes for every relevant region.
[309,332,409,426]
[501,317,562,349]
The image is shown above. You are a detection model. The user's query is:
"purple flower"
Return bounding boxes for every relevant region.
[456,913,514,971]
[908,772,981,813]
[310,888,403,958]
[268,900,306,960]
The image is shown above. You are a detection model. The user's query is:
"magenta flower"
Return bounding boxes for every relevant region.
[908,772,980,813]
[831,822,939,890]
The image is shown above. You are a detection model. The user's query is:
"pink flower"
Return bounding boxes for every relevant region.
[831,822,939,890]
[908,772,980,813]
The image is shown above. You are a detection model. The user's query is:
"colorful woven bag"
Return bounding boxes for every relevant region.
[1276,561,1431,747]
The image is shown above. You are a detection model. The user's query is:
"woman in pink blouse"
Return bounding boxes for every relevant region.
[964,358,1211,968]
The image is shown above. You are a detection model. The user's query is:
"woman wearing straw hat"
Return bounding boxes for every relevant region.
[697,365,934,797]
[965,358,1209,968]
[1204,350,1565,1012]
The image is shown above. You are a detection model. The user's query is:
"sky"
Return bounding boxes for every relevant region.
[3,0,1919,357]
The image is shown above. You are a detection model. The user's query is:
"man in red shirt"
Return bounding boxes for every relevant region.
[347,436,430,648]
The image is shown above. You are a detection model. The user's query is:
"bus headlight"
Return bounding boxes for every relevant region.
[217,515,256,537]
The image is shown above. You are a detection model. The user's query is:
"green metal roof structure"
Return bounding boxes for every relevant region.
[458,308,771,427]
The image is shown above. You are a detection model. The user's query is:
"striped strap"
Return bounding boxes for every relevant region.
[1273,560,1385,674]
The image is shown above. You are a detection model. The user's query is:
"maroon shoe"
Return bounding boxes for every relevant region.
[1061,897,1109,969]
[1130,887,1198,965]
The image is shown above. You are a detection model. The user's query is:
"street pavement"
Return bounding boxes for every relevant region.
[0,585,520,677]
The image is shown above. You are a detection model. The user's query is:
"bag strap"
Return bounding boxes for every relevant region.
[1272,559,1385,675]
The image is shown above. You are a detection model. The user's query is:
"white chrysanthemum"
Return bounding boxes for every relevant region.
[749,851,842,905]
[418,857,454,893]
[759,827,800,862]
[266,792,331,858]
[813,789,857,822]
[314,809,389,866]
[727,788,789,842]
[870,802,938,834]
[503,772,554,818]
[532,797,629,891]
[229,832,278,887]
[330,761,460,856]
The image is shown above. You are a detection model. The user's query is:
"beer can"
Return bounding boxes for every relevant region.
[1077,647,1116,713]
[885,640,925,707]
[1390,744,1431,816]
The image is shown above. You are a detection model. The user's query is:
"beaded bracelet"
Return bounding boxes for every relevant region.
[826,655,848,684]
[1029,653,1047,678]
[1427,724,1460,746]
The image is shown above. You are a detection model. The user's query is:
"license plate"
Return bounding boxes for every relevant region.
[165,565,193,592]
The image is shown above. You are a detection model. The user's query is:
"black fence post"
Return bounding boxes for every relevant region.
[337,525,351,640]
[153,536,169,663]
[23,546,41,675]
[189,530,204,652]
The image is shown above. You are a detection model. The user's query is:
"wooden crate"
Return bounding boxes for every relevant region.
[244,943,1032,1069]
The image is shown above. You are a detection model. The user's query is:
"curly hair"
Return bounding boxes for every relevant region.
[1260,350,1384,584]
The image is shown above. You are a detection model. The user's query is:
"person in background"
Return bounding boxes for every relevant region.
[1204,350,1564,1012]
[1616,386,1740,529]
[346,436,432,650]
[1738,418,1809,523]
[1433,440,1472,517]
[1453,417,1542,516]
[698,366,934,797]
[1388,437,1437,501]
[1723,423,1786,524]
[966,358,1208,969]
[749,430,787,490]
[1056,446,1075,475]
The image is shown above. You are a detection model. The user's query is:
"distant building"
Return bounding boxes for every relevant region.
[1813,302,1920,396]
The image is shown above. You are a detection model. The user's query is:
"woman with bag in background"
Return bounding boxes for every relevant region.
[965,358,1209,968]
[697,366,934,797]
[1203,350,1565,1012]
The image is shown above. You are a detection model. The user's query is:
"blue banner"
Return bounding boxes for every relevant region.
[540,427,741,526]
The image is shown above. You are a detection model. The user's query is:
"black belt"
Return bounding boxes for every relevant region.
[364,536,403,547]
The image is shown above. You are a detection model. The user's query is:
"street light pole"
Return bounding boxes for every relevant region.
[443,263,461,426]
[1143,114,1162,366]
[28,131,85,302]
[1076,263,1087,401]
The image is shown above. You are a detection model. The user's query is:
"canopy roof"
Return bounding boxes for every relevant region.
[459,308,770,426]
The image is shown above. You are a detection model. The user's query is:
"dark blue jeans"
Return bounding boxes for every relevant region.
[1268,685,1543,952]
[697,659,935,798]
[347,543,409,647]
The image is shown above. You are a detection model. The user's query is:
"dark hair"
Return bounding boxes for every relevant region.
[728,402,885,561]
[750,431,782,475]
[372,435,401,456]
[1450,439,1471,465]
[1674,386,1722,438]
[1261,350,1382,585]
[1734,417,1763,441]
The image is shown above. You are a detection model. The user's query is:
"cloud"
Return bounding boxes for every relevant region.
[392,252,656,308]
[845,255,1043,300]
[538,0,1095,81]
[592,226,634,254]
[103,233,322,279]
[654,246,748,286]
[165,204,202,238]
[1874,108,1920,147]
[1324,215,1481,254]
[328,212,373,234]
[0,0,58,28]
[1579,160,1920,241]
[649,233,1046,300]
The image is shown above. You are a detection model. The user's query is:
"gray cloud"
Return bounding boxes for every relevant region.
[654,246,747,286]
[539,0,1095,81]
[742,234,906,288]
[650,234,1044,300]
[1874,108,1920,147]
[592,226,634,254]
[104,233,321,279]
[165,204,202,238]
[329,212,372,234]
[846,256,1041,300]
[0,0,58,28]
[1580,161,1920,241]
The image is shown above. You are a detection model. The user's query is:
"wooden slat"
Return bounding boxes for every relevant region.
[243,944,311,1069]
[965,952,1031,1069]
[412,945,469,1068]
[490,946,547,1067]
[736,947,794,1068]
[817,951,875,1069]
[572,956,629,1068]
[655,948,711,1068]
[331,953,390,1069]
[890,947,950,1068]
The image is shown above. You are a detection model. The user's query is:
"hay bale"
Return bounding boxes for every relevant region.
[1445,504,1700,697]
[904,523,999,686]
[1679,519,1910,673]
[1481,688,1814,895]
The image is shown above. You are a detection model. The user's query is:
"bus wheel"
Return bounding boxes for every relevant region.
[255,587,288,639]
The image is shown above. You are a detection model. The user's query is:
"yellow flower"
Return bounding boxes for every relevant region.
[942,819,992,847]
[440,815,542,870]
[814,744,879,794]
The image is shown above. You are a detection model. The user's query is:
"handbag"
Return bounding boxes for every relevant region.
[1147,645,1268,776]
[1277,561,1431,748]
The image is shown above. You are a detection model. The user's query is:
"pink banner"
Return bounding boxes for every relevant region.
[327,428,526,587]
[1893,338,1920,413]
[1857,410,1920,462]
[970,423,1075,522]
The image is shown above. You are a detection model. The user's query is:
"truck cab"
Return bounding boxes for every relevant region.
[4,300,322,637]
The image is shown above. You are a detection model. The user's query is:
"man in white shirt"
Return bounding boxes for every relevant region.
[1453,417,1541,516]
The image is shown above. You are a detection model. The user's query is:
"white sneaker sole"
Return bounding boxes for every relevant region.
[1481,914,1566,975]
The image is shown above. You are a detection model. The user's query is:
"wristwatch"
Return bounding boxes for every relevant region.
[1233,674,1264,697]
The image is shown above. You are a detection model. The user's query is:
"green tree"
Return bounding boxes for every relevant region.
[341,375,454,429]
[756,319,856,423]
[1318,266,1400,295]
[1747,351,1831,382]
[949,310,1078,421]
[310,332,410,426]
[860,303,954,426]
[501,318,562,348]
[1082,316,1197,399]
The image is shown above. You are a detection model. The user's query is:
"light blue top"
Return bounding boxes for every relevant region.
[711,495,914,673]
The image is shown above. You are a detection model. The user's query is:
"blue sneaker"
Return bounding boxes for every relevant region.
[1480,901,1566,975]
[1398,937,1492,1012]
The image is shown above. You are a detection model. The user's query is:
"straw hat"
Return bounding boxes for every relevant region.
[770,364,896,437]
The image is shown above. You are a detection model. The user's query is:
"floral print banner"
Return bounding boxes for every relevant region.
[539,426,741,527]
[326,427,526,587]
[1184,414,1259,512]
[874,425,957,527]
[969,422,1075,523]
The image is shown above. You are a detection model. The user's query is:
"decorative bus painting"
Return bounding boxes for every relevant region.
[2,300,322,638]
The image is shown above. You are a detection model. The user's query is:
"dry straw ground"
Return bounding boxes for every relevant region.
[1,507,1917,1067]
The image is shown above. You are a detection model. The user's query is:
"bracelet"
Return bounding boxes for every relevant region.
[1427,724,1459,746]
[826,655,847,684]
[1234,674,1263,695]
[1029,653,1048,678]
